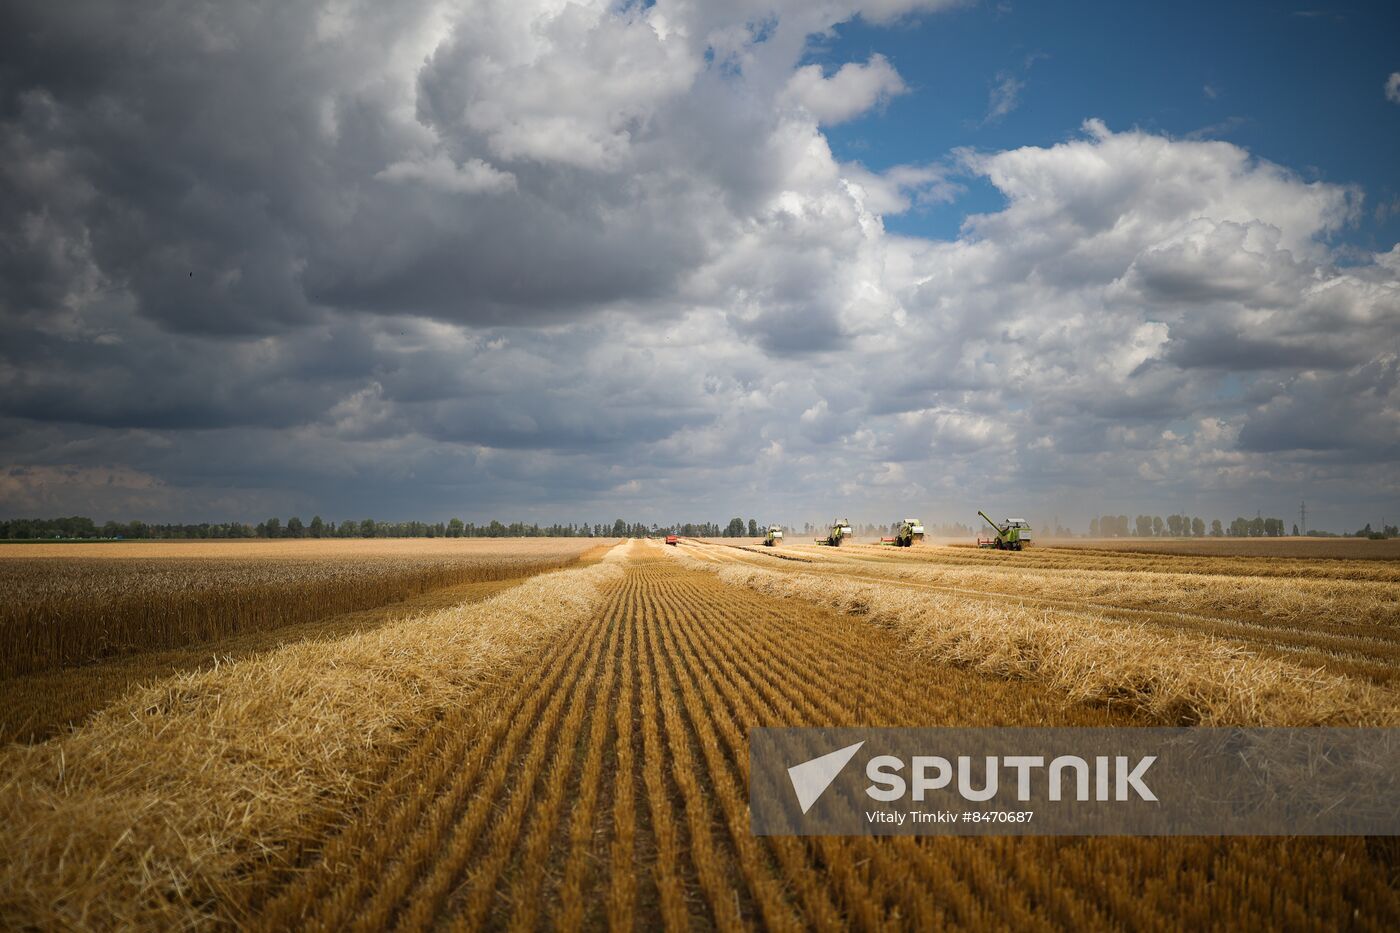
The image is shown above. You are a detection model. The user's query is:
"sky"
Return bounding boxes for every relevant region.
[1,0,1397,532]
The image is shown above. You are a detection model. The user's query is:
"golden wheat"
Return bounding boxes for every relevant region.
[357,546,1395,927]
[672,547,1399,726]
[1042,536,1400,560]
[0,553,624,929]
[0,538,601,677]
[3,539,1396,930]
[789,538,1400,582]
[861,559,1398,627]
[758,542,1400,689]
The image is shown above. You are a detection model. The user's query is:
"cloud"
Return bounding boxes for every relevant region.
[0,463,182,518]
[0,2,1397,527]
[376,154,517,193]
[840,162,961,215]
[1387,72,1400,104]
[783,54,907,125]
[960,119,1358,257]
[1238,356,1400,459]
[857,0,965,23]
[982,71,1024,124]
[979,52,1047,128]
[1183,115,1249,141]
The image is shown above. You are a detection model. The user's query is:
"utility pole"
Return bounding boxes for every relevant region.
[1300,500,1307,536]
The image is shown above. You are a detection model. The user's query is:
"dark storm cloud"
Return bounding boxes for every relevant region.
[1163,329,1361,371]
[0,0,720,337]
[0,2,1396,526]
[0,1,367,335]
[1238,356,1400,459]
[0,312,377,429]
[304,183,703,323]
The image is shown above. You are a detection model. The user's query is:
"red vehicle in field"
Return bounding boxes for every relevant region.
[665,534,679,546]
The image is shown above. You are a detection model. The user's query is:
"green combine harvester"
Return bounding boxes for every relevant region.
[763,525,784,547]
[977,511,1032,551]
[815,518,853,547]
[881,518,925,547]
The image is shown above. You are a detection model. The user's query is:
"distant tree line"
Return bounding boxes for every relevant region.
[1089,514,1313,538]
[5,513,1395,541]
[0,515,101,539]
[1,516,659,540]
[1,515,786,541]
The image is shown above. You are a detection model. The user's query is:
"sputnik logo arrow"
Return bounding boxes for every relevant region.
[787,741,865,814]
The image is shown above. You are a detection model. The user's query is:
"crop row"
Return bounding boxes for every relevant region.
[674,545,1400,726]
[264,548,1397,929]
[5,541,1395,928]
[774,544,1400,629]
[716,542,1400,677]
[793,540,1400,582]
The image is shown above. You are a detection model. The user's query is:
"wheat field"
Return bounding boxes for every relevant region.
[1,537,1396,929]
[0,538,598,678]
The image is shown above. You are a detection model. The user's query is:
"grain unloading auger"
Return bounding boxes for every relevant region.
[763,525,784,546]
[815,519,853,546]
[880,518,925,547]
[977,510,1032,551]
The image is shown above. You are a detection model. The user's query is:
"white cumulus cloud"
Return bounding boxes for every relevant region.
[783,54,907,125]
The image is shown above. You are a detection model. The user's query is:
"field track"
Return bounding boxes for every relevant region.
[256,541,1398,930]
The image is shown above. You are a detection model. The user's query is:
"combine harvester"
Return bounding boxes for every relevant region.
[977,511,1032,551]
[665,534,679,546]
[815,518,853,547]
[880,518,925,547]
[763,525,784,547]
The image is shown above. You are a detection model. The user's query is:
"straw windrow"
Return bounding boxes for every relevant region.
[0,551,625,929]
[668,548,1400,727]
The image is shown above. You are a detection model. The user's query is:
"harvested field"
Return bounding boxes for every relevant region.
[0,538,601,677]
[687,540,1400,715]
[799,539,1400,582]
[1,538,1396,929]
[1035,536,1400,561]
[257,546,1396,930]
